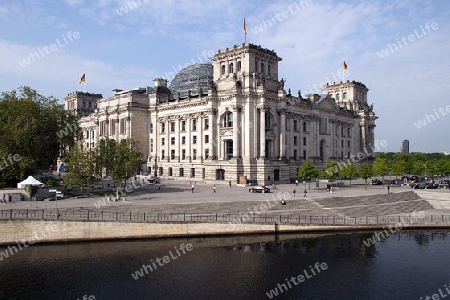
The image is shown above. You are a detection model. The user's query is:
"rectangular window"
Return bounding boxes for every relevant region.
[120,118,126,134]
[181,136,186,145]
[341,140,344,148]
[85,131,89,139]
[181,120,186,131]
[190,168,195,178]
[294,150,298,160]
[348,140,350,148]
[149,123,153,133]
[294,120,298,131]
[161,150,165,159]
[192,119,197,131]
[180,168,184,177]
[160,122,165,133]
[181,150,186,160]
[193,136,197,144]
[205,135,209,143]
[171,137,175,145]
[341,127,344,136]
[204,119,209,130]
[348,127,351,137]
[303,121,307,132]
[91,130,95,138]
[161,138,165,146]
[193,149,197,160]
[171,150,175,159]
[150,139,153,152]
[303,137,307,146]
[170,122,175,132]
[110,121,115,136]
[303,150,306,160]
[205,149,209,159]
[294,136,298,146]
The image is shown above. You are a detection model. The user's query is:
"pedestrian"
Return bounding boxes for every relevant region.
[229,181,231,188]
[272,182,275,189]
[295,179,298,186]
[293,189,296,197]
[303,189,307,197]
[158,183,161,191]
[387,185,390,194]
[191,184,194,193]
[281,200,286,205]
[213,185,216,194]
[330,186,333,194]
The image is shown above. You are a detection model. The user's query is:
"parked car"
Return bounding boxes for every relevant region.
[426,182,439,189]
[249,186,270,193]
[371,179,383,185]
[411,182,427,189]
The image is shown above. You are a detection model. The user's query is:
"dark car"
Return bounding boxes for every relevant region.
[249,186,270,193]
[411,183,427,189]
[426,182,439,189]
[372,179,383,185]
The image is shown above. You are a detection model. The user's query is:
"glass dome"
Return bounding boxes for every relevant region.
[169,64,213,97]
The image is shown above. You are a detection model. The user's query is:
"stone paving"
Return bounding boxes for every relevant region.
[1,179,448,218]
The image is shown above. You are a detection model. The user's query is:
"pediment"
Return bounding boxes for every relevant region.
[316,95,341,111]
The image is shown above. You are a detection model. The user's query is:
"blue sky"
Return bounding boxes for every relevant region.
[1,0,449,153]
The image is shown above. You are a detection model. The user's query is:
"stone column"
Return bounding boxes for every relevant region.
[232,106,240,159]
[198,115,204,162]
[208,113,216,160]
[165,119,170,162]
[259,107,266,159]
[186,115,191,162]
[279,110,286,159]
[175,117,180,162]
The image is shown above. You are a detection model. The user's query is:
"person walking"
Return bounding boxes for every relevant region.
[303,189,307,197]
[387,185,390,194]
[158,183,161,191]
[191,184,194,193]
[295,179,298,186]
[229,181,232,188]
[213,185,216,194]
[293,189,296,197]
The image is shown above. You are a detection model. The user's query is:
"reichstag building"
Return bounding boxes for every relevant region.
[65,43,377,185]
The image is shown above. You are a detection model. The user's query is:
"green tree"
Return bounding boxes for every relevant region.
[0,86,79,186]
[62,144,97,196]
[324,160,339,180]
[372,158,389,184]
[358,162,373,189]
[110,139,144,187]
[392,160,407,178]
[297,161,319,189]
[94,138,116,178]
[341,163,358,185]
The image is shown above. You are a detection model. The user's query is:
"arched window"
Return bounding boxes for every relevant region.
[223,111,233,127]
[237,61,242,71]
[336,93,340,101]
[221,65,226,75]
[268,65,271,76]
[261,63,265,74]
[229,63,234,73]
[343,92,348,99]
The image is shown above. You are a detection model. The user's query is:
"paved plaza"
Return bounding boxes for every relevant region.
[2,179,450,218]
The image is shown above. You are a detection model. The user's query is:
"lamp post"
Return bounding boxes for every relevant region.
[153,156,157,178]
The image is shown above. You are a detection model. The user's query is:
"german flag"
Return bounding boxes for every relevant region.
[79,73,85,84]
[244,18,247,33]
[342,61,347,71]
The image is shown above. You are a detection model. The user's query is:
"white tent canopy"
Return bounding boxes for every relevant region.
[17,176,44,189]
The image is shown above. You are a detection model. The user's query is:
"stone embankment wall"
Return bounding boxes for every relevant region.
[1,220,450,245]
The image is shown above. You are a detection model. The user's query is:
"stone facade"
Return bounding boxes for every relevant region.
[65,43,377,185]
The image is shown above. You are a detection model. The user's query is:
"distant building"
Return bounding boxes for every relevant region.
[65,43,377,185]
[401,140,409,153]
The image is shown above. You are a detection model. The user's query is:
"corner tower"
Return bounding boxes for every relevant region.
[211,43,282,94]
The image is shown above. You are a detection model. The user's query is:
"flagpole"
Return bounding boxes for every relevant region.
[83,81,86,93]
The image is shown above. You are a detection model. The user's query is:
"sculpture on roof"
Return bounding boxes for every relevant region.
[278,78,285,90]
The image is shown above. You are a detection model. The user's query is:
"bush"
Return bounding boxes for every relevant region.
[45,180,56,187]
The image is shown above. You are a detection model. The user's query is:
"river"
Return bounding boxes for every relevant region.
[0,230,449,299]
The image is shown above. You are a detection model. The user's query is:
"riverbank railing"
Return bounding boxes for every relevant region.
[1,209,450,226]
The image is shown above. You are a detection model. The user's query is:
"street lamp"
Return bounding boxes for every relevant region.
[153,156,157,177]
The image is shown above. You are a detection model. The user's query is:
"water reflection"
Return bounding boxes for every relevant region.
[0,230,448,300]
